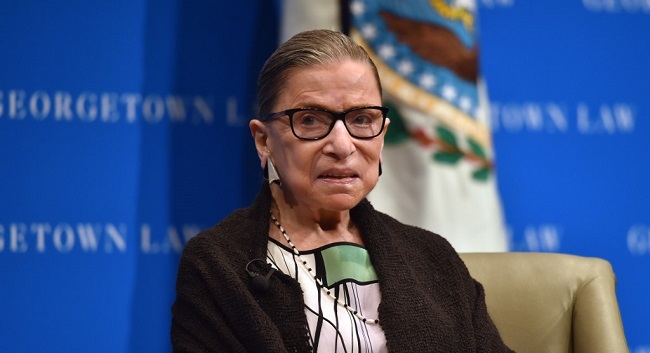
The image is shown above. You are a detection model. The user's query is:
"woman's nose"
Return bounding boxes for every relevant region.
[323,120,356,158]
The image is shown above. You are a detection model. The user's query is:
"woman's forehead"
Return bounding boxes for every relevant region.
[276,62,381,109]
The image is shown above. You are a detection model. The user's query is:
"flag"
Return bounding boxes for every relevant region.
[281,0,508,252]
[280,0,341,42]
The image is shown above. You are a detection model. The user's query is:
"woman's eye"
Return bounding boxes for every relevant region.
[298,114,317,125]
[296,112,328,126]
[351,114,372,125]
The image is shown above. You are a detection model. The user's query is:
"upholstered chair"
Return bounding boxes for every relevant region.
[460,252,629,353]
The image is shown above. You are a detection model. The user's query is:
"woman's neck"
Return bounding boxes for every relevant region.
[269,185,363,250]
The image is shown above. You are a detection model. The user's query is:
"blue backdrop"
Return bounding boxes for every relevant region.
[480,1,650,350]
[0,1,648,352]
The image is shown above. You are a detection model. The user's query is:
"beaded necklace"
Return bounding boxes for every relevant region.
[270,211,379,325]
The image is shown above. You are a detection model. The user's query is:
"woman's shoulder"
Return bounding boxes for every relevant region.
[181,184,272,265]
[182,206,263,262]
[375,209,476,283]
[353,200,461,265]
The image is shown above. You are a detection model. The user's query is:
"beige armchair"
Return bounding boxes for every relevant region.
[460,252,629,353]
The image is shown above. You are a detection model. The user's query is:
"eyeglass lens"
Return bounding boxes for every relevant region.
[291,108,384,139]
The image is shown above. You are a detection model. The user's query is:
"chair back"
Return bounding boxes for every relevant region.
[459,252,629,353]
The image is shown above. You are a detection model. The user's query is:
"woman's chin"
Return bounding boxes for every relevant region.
[317,193,366,212]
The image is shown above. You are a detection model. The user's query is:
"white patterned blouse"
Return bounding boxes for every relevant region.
[267,238,388,353]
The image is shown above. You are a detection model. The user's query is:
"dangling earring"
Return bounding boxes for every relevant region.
[378,163,383,177]
[264,158,281,186]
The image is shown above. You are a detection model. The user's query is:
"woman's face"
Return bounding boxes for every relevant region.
[255,60,388,213]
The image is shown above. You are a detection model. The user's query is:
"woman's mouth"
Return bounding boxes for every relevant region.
[317,169,360,183]
[319,173,357,179]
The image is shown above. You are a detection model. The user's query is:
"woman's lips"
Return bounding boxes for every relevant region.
[317,169,359,181]
[318,174,357,179]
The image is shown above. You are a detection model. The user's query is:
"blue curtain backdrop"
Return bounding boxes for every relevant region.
[0,1,648,352]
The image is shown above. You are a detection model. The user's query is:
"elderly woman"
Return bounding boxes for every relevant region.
[171,29,513,353]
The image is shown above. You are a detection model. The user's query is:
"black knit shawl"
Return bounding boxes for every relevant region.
[171,183,513,353]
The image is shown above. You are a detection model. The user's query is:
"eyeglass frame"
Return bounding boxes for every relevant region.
[258,105,389,140]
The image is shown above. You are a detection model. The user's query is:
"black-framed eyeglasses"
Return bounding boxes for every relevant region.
[258,106,389,140]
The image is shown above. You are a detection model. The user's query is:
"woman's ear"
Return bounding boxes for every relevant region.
[249,119,269,169]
